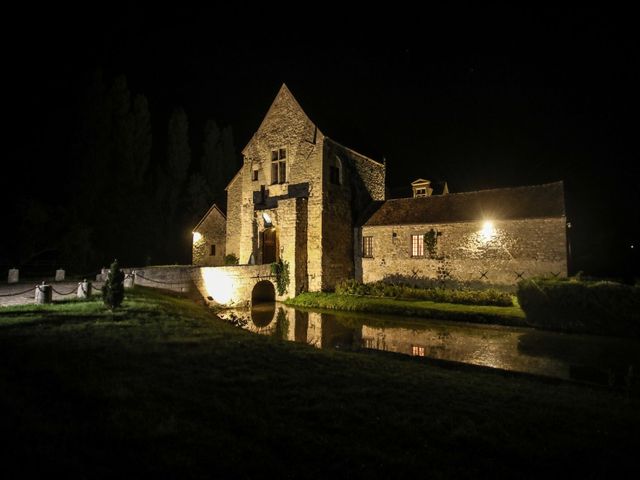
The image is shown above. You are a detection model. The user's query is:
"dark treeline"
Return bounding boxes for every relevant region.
[4,71,239,274]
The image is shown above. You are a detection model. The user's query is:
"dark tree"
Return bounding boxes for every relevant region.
[166,107,191,219]
[185,172,212,225]
[201,119,222,194]
[131,94,152,183]
[200,120,239,199]
[220,126,238,186]
[102,259,125,310]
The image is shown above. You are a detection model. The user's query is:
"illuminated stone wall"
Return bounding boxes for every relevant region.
[192,207,226,266]
[225,171,243,261]
[134,265,283,307]
[207,85,388,292]
[356,217,567,285]
[276,197,308,295]
[196,264,278,307]
[233,85,324,288]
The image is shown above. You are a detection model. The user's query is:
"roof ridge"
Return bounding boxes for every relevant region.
[325,137,384,166]
[386,180,563,201]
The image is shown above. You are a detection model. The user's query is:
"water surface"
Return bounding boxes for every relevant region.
[218,303,640,387]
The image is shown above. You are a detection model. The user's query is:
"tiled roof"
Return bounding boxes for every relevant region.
[362,181,565,226]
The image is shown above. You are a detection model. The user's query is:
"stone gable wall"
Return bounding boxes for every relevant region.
[237,86,324,290]
[357,217,567,285]
[192,209,226,266]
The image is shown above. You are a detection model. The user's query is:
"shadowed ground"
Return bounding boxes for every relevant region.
[1,287,638,478]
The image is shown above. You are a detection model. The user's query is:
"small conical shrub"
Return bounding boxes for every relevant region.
[102,259,125,310]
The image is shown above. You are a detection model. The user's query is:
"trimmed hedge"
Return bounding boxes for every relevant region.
[517,278,640,337]
[335,279,513,307]
[287,292,526,327]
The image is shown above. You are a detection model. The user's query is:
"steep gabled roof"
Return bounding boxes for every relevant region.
[193,203,226,232]
[362,181,565,227]
[224,167,243,191]
[325,137,384,166]
[241,83,321,155]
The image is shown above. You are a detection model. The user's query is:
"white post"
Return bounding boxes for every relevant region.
[8,269,19,283]
[35,282,52,304]
[77,280,92,299]
[124,273,135,289]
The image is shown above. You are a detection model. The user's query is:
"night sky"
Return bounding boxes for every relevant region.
[3,6,638,277]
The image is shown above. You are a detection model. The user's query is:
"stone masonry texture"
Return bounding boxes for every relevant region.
[192,206,226,266]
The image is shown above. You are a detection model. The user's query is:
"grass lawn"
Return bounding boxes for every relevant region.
[287,292,526,326]
[1,287,638,478]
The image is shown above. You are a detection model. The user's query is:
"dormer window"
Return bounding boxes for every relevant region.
[271,148,287,184]
[411,178,433,198]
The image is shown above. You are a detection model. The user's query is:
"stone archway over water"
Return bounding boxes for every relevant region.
[252,280,275,304]
[251,280,276,327]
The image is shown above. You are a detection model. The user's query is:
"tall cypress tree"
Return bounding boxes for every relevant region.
[166,107,191,218]
[131,94,152,184]
[102,259,125,310]
[221,126,239,189]
[201,119,222,194]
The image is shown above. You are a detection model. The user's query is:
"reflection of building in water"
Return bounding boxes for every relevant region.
[219,305,640,385]
[361,324,569,377]
[219,306,358,350]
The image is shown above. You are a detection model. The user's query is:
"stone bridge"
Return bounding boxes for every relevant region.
[133,265,283,307]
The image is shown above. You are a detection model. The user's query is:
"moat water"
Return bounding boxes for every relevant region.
[217,303,640,388]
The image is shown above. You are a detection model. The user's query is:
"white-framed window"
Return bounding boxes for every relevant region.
[362,236,373,258]
[415,188,427,197]
[411,234,424,257]
[271,148,287,184]
[411,346,425,356]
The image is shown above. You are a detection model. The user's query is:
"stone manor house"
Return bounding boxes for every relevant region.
[192,84,567,298]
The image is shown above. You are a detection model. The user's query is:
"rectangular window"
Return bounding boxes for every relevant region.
[415,188,426,197]
[252,169,259,181]
[362,236,373,258]
[271,148,287,184]
[210,244,216,256]
[411,234,424,257]
[411,346,425,357]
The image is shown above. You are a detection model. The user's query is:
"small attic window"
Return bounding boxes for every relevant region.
[415,188,427,197]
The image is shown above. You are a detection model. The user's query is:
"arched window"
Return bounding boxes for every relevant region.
[330,155,342,185]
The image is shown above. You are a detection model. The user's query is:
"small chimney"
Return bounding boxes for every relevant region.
[411,178,433,198]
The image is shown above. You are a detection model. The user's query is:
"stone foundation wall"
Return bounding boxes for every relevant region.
[196,264,281,307]
[134,265,291,307]
[357,217,567,285]
[134,266,195,292]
